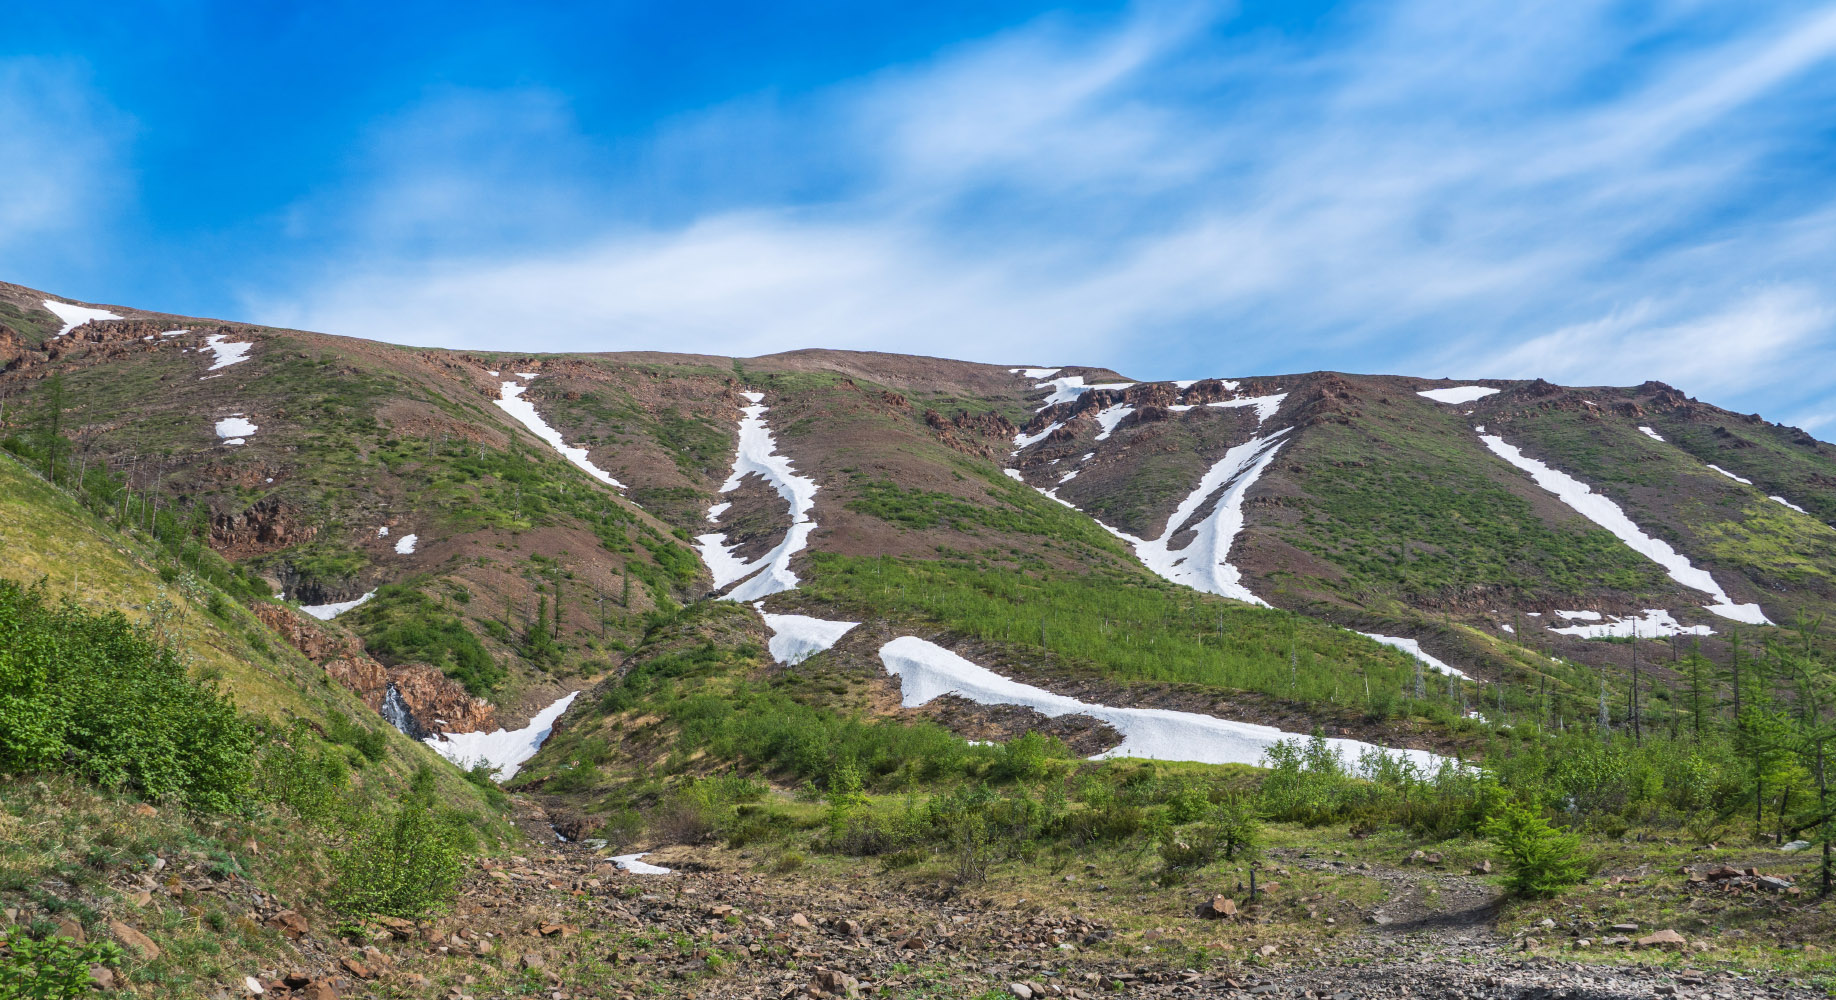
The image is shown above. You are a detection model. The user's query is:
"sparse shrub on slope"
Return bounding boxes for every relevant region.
[0,577,251,811]
[0,932,124,1000]
[330,769,468,920]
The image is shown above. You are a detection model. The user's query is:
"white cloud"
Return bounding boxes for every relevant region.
[0,59,132,275]
[253,0,1836,421]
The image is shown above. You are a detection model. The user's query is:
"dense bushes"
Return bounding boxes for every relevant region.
[0,578,252,811]
[0,931,124,999]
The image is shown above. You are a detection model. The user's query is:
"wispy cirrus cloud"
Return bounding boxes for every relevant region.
[252,0,1836,427]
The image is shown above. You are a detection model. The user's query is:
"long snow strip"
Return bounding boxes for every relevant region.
[1479,433,1770,625]
[42,299,121,336]
[1638,426,1665,442]
[423,691,579,781]
[1547,609,1712,639]
[495,381,627,489]
[1113,429,1292,606]
[757,605,859,665]
[695,392,820,602]
[879,637,1443,770]
[1359,634,1470,680]
[299,590,376,620]
[1417,386,1500,404]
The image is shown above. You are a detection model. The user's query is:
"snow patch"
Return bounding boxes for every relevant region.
[214,416,257,445]
[757,605,859,665]
[377,526,389,537]
[1480,433,1770,625]
[1092,405,1135,441]
[706,502,731,522]
[515,372,539,379]
[201,334,253,372]
[1011,367,1061,379]
[1548,609,1713,639]
[1057,470,1079,484]
[878,637,1444,770]
[495,381,628,489]
[1207,393,1288,424]
[1360,634,1470,680]
[1013,421,1064,449]
[609,853,672,875]
[1708,464,1754,485]
[1003,468,1025,482]
[695,394,820,601]
[299,591,375,620]
[1417,386,1500,404]
[424,692,578,781]
[395,534,418,555]
[1638,426,1665,442]
[1111,429,1291,606]
[1772,495,1809,514]
[1032,375,1132,409]
[1555,610,1601,621]
[160,329,187,337]
[42,299,120,336]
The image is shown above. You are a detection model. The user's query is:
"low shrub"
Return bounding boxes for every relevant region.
[330,800,467,920]
[0,932,125,999]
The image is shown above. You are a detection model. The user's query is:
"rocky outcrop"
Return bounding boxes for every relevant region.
[923,409,1018,460]
[253,602,494,735]
[387,663,495,736]
[212,495,318,560]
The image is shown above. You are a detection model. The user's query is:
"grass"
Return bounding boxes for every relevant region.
[801,550,1433,712]
[845,465,1130,557]
[1279,413,1673,608]
[343,580,504,695]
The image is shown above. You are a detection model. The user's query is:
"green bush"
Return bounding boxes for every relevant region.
[0,578,252,811]
[1485,800,1590,898]
[255,728,352,822]
[0,933,124,999]
[324,710,388,763]
[330,801,467,920]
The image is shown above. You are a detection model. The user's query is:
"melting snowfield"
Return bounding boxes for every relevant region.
[1547,609,1712,639]
[1207,393,1288,425]
[1116,429,1292,606]
[1479,432,1770,625]
[1417,386,1500,405]
[879,637,1444,770]
[299,590,376,620]
[1638,426,1666,442]
[214,415,257,446]
[423,691,580,781]
[394,533,418,555]
[696,392,821,602]
[757,605,859,665]
[42,299,121,336]
[1359,634,1470,680]
[495,379,628,489]
[201,334,253,372]
[1031,374,1133,409]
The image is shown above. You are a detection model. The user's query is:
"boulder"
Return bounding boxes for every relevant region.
[107,919,159,961]
[1638,929,1687,950]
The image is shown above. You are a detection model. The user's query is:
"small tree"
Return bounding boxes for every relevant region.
[1485,799,1589,898]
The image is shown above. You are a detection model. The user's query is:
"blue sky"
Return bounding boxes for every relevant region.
[6,2,1836,431]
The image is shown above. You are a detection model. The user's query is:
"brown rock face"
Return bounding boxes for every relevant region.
[923,409,1018,460]
[387,663,495,736]
[252,603,363,662]
[211,495,319,560]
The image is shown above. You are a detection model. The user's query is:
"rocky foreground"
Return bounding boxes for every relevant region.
[71,800,1815,1000]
